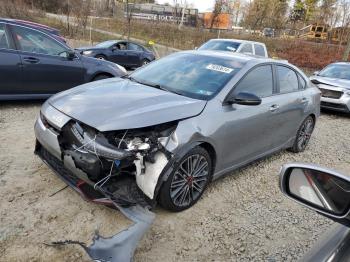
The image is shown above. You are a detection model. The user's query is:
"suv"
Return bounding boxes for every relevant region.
[0,18,126,100]
[197,39,268,58]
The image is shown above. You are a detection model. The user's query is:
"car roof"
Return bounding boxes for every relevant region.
[0,18,60,34]
[208,38,266,45]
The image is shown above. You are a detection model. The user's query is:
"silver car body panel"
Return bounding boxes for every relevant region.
[310,74,350,112]
[48,77,207,132]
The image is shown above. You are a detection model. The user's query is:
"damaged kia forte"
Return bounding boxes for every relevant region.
[34,51,321,212]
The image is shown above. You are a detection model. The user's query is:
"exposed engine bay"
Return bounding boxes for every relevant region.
[56,120,178,207]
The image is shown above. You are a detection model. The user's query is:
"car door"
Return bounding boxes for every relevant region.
[126,43,144,66]
[218,64,282,169]
[0,23,23,96]
[10,24,85,94]
[271,64,309,146]
[109,42,129,66]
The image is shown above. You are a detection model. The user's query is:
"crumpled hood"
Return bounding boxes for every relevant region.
[48,78,206,131]
[310,75,350,90]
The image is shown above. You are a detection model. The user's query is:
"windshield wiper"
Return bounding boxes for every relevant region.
[123,76,184,96]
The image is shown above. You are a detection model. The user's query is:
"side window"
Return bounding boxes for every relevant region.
[233,65,273,98]
[239,43,253,54]
[128,43,143,51]
[298,74,306,89]
[0,23,10,49]
[277,66,299,93]
[254,44,265,57]
[116,42,127,50]
[12,26,67,56]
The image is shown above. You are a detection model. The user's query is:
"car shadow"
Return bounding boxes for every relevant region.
[321,108,350,118]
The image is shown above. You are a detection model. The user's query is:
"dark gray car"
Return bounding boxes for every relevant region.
[34,51,320,212]
[0,19,126,100]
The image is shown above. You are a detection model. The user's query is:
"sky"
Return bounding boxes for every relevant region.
[156,0,215,12]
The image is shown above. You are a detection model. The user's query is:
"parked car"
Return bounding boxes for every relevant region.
[0,19,126,100]
[262,27,275,38]
[310,62,350,113]
[197,39,268,57]
[34,51,319,212]
[76,40,156,68]
[279,163,350,261]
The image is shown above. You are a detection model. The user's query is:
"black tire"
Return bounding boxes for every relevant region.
[158,146,213,212]
[141,59,150,66]
[95,55,107,60]
[289,115,315,153]
[92,74,111,81]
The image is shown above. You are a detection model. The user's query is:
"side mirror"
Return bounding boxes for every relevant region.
[112,45,118,51]
[194,46,198,50]
[224,92,262,106]
[67,50,76,60]
[313,71,319,76]
[280,163,350,225]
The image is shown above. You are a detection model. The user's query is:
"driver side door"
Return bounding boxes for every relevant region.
[10,24,85,94]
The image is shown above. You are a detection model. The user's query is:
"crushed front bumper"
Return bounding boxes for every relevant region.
[34,104,151,208]
[319,86,350,113]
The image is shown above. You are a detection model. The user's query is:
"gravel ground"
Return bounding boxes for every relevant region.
[1,101,349,262]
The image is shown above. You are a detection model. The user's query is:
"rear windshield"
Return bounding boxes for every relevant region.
[198,40,241,52]
[130,52,245,100]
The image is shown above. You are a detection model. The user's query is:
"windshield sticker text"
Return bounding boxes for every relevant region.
[206,64,234,74]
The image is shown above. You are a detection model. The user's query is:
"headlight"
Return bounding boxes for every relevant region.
[83,50,93,55]
[115,64,127,74]
[345,90,350,96]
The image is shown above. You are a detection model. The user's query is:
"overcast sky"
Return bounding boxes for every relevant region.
[156,0,215,12]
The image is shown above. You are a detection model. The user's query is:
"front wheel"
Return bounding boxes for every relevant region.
[289,116,315,153]
[141,59,150,66]
[158,147,212,212]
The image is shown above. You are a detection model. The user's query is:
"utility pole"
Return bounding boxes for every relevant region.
[343,35,350,61]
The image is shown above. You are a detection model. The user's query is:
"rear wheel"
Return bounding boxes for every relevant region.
[141,59,150,66]
[159,147,212,212]
[95,55,107,60]
[289,116,315,153]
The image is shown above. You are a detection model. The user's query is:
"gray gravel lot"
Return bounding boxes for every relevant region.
[0,101,349,261]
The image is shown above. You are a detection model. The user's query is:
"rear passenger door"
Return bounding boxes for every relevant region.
[0,23,23,96]
[272,64,308,146]
[126,43,144,66]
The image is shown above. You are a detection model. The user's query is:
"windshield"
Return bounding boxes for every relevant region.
[95,40,117,48]
[198,40,241,52]
[129,53,245,100]
[319,64,350,80]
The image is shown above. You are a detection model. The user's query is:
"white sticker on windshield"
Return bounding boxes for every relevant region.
[206,64,234,74]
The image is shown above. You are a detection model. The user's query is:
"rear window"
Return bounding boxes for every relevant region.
[0,24,9,49]
[254,44,266,57]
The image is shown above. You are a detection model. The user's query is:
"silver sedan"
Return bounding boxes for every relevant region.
[34,51,320,212]
[310,62,350,113]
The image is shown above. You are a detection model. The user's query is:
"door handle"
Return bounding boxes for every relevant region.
[23,57,40,64]
[269,104,280,112]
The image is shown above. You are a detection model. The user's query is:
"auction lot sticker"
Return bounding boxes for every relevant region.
[206,64,234,74]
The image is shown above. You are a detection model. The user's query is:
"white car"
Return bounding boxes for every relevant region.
[198,39,268,58]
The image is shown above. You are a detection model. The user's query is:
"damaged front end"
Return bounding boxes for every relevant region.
[35,108,179,208]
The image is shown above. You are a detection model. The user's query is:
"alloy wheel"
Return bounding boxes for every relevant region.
[297,118,314,150]
[170,154,209,207]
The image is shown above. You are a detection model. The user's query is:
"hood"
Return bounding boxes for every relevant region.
[48,78,207,131]
[310,75,350,90]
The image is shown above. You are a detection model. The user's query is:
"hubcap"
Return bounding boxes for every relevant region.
[170,154,209,207]
[297,118,314,149]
